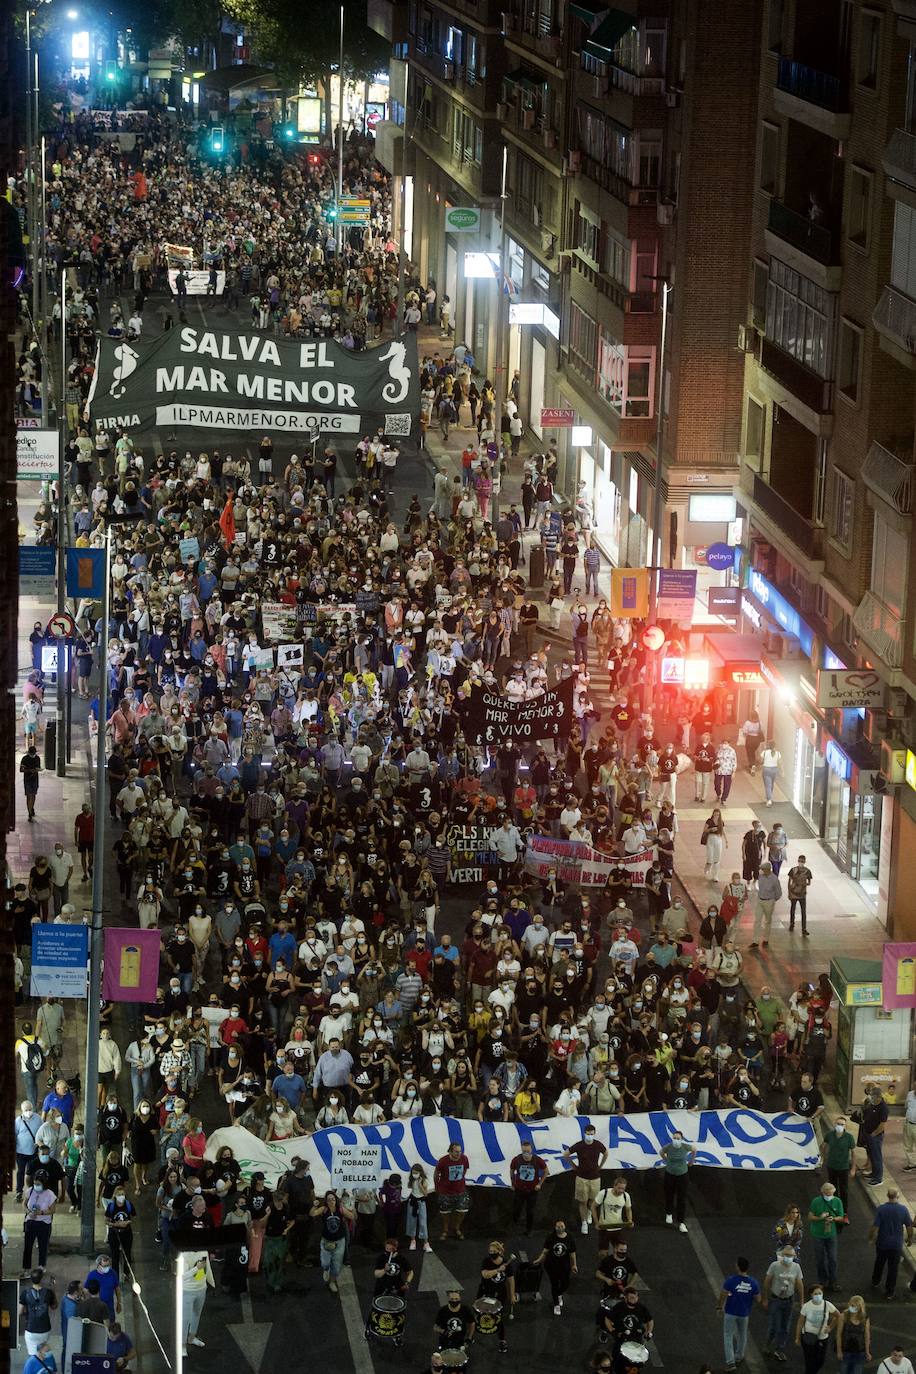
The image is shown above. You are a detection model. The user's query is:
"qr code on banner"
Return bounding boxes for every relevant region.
[384,413,411,436]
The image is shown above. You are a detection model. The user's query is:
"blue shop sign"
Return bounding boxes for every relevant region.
[747,570,814,657]
[825,739,851,781]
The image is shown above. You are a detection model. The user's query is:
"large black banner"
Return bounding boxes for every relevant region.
[464,678,575,745]
[87,328,419,440]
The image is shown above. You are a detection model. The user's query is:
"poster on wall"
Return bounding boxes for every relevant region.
[882,940,916,1009]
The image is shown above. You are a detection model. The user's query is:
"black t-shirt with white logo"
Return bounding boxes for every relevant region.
[793,1087,823,1118]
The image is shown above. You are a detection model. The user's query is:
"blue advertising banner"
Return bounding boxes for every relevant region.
[657,568,697,621]
[20,545,56,595]
[66,547,105,599]
[30,925,89,998]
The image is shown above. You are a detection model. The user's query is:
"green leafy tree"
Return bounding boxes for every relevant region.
[225,0,388,92]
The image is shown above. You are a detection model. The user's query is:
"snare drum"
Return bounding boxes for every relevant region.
[472,1297,503,1337]
[367,1294,406,1343]
[439,1350,468,1369]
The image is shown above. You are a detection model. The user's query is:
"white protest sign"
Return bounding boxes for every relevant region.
[331,1143,383,1191]
[207,1110,819,1193]
[277,643,304,668]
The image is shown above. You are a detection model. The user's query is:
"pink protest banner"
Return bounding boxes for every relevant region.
[882,941,916,1010]
[523,834,656,887]
[102,928,161,1002]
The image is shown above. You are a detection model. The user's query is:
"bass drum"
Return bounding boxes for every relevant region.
[366,1295,406,1345]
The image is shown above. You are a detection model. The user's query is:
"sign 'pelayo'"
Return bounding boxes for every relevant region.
[87,328,420,440]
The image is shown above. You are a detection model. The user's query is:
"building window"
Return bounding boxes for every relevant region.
[602,228,631,288]
[831,468,854,549]
[837,319,863,404]
[574,209,600,265]
[745,397,765,467]
[751,257,768,328]
[569,301,598,380]
[891,200,916,299]
[814,583,829,622]
[871,514,907,618]
[765,258,836,378]
[445,26,463,62]
[847,166,872,250]
[760,122,779,195]
[857,10,882,90]
[768,0,784,52]
[625,348,653,417]
[531,261,550,291]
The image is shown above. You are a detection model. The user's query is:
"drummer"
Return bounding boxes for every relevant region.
[597,1238,638,1306]
[373,1237,414,1297]
[433,1287,476,1352]
[476,1239,514,1354]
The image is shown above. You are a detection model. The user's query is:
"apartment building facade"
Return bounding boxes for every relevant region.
[736,0,916,931]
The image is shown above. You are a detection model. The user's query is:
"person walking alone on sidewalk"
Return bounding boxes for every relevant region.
[718,1257,761,1371]
[714,740,737,805]
[760,740,782,805]
[751,862,782,949]
[693,732,716,803]
[787,858,813,935]
[868,1187,914,1299]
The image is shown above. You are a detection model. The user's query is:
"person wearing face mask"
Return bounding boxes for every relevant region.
[795,1284,838,1374]
[128,1101,157,1191]
[659,1130,696,1233]
[534,1218,578,1316]
[104,1185,137,1276]
[434,1287,476,1353]
[835,1295,871,1374]
[592,1175,633,1256]
[821,1116,857,1211]
[562,1124,608,1235]
[476,1239,513,1353]
[763,1245,804,1361]
[808,1182,845,1291]
[315,1092,350,1130]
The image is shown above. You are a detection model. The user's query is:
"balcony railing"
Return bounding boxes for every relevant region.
[883,127,916,190]
[767,199,837,266]
[753,473,822,559]
[861,440,915,514]
[776,56,848,112]
[873,285,916,356]
[759,337,834,413]
[853,591,903,669]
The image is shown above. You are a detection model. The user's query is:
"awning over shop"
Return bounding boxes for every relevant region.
[704,633,765,684]
[586,8,637,51]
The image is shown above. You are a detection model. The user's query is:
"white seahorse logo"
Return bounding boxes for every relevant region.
[110,342,139,399]
[380,341,411,404]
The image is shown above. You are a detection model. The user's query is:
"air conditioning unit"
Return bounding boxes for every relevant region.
[665,89,680,107]
[542,128,557,150]
[568,149,582,172]
[522,107,536,128]
[541,230,556,258]
[443,59,455,80]
[737,324,758,353]
[657,200,675,225]
[880,738,907,784]
[496,100,509,120]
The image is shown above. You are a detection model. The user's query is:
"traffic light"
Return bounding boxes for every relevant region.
[307,152,322,167]
[105,60,117,81]
[282,123,295,140]
[210,125,224,154]
[326,203,337,219]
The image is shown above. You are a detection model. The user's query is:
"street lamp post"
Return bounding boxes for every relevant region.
[647,278,670,627]
[490,144,509,526]
[56,268,68,775]
[336,3,344,255]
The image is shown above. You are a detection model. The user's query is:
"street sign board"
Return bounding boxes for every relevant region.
[540,407,574,427]
[16,428,59,480]
[704,542,735,570]
[19,545,56,595]
[30,924,88,998]
[445,205,481,233]
[816,668,887,710]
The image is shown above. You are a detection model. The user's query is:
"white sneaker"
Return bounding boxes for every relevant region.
[581,1219,589,1234]
[553,1304,562,1316]
[189,1337,205,1348]
[423,1242,433,1252]
[678,1223,688,1234]
[559,1295,564,1307]
[665,1214,674,1225]
[409,1239,417,1250]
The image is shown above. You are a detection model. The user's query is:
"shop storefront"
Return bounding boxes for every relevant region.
[831,956,912,1110]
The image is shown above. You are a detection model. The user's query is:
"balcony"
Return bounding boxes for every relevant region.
[861,440,915,514]
[873,285,916,368]
[752,473,823,560]
[765,199,842,290]
[883,128,916,195]
[773,56,851,139]
[853,591,903,669]
[759,337,834,415]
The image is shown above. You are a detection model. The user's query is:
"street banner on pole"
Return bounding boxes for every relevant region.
[882,941,916,1009]
[66,547,105,599]
[30,925,88,998]
[611,567,649,618]
[102,928,162,1002]
[657,568,697,621]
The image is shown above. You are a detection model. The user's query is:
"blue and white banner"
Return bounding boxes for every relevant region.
[207,1111,819,1192]
[30,925,89,998]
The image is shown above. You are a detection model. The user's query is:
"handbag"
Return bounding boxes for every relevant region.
[720,894,740,923]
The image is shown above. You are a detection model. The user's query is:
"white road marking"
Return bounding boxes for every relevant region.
[337,1266,378,1374]
[683,1212,767,1374]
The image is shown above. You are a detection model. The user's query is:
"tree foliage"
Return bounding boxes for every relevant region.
[224,0,389,89]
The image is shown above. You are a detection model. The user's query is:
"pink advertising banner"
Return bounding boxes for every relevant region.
[102,927,161,1002]
[881,941,916,1010]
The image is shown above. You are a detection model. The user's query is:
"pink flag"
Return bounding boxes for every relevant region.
[102,928,161,1002]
